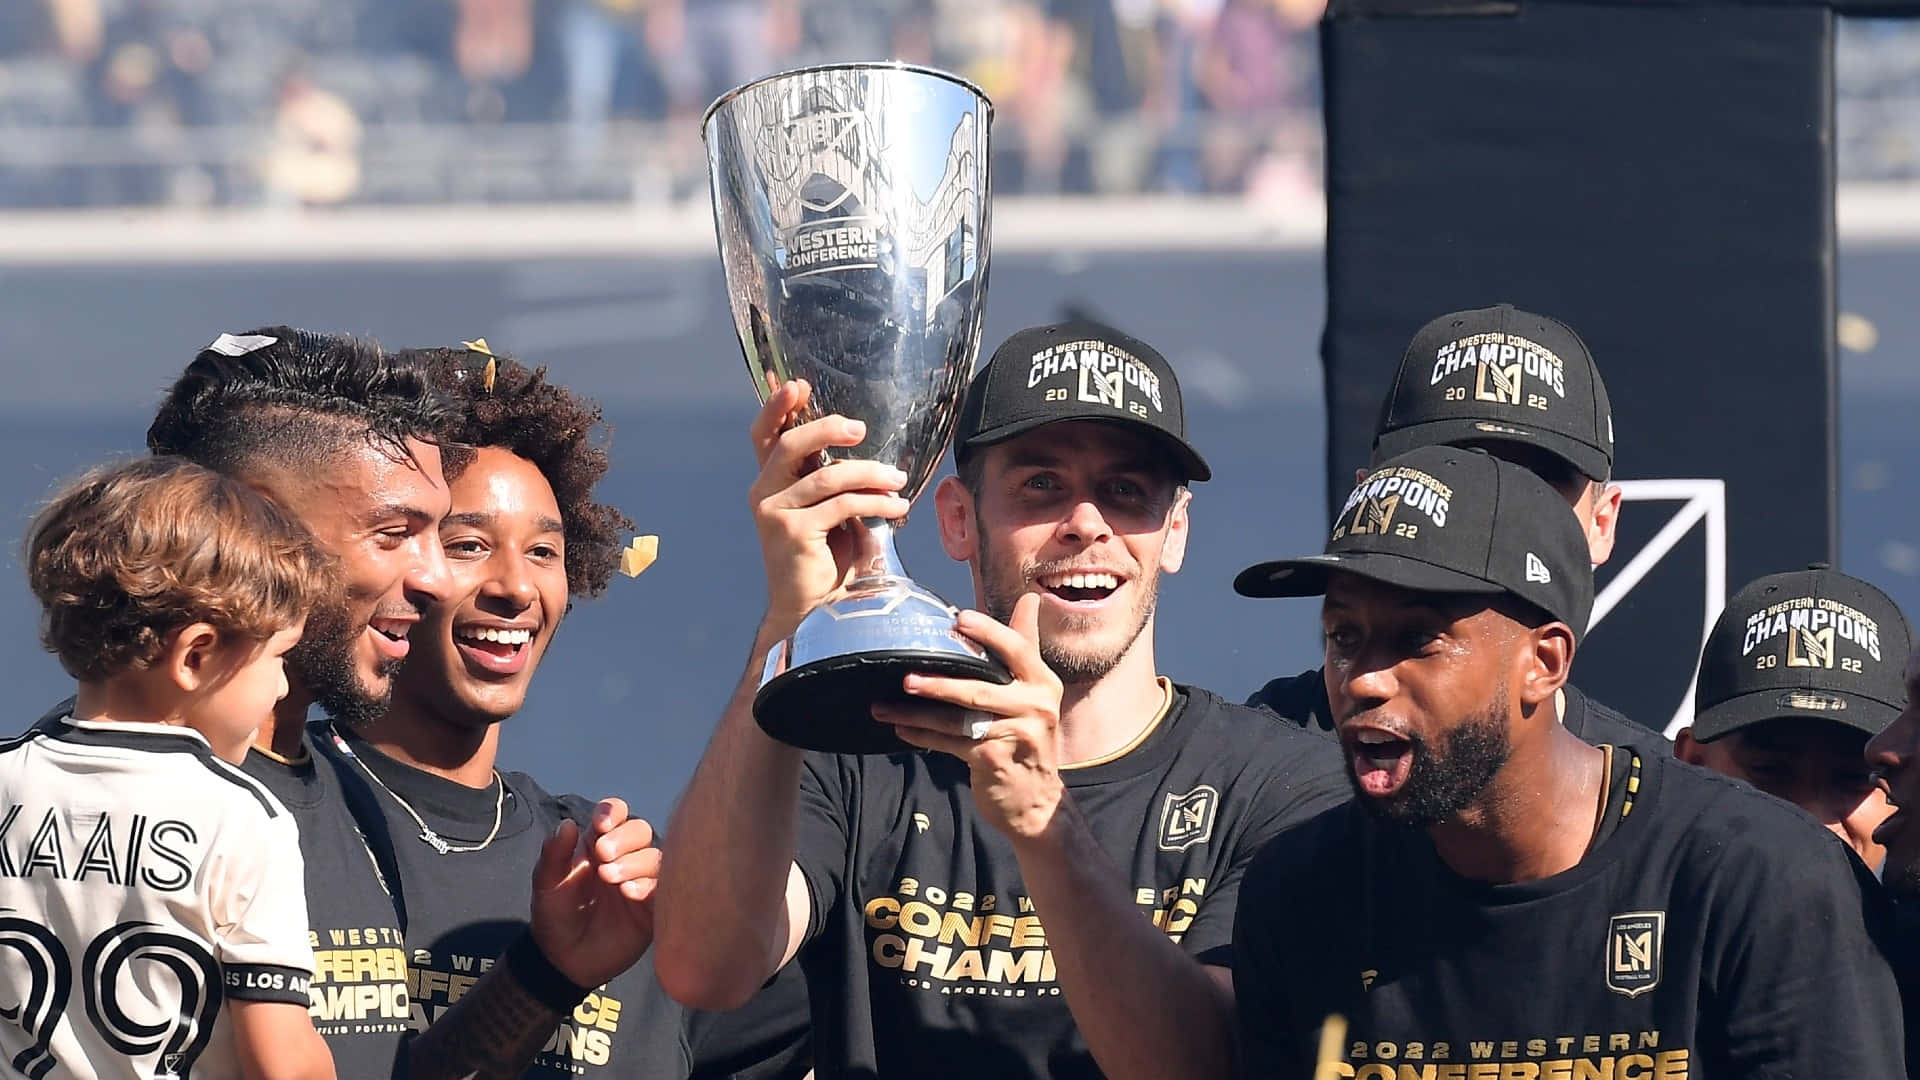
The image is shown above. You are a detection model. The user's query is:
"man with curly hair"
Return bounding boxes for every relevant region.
[320,343,808,1078]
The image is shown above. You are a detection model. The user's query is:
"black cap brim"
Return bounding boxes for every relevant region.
[961,415,1213,482]
[1690,687,1903,742]
[1234,551,1509,600]
[1373,418,1610,483]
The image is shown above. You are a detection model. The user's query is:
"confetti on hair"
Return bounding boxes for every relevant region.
[207,332,278,356]
[461,338,498,392]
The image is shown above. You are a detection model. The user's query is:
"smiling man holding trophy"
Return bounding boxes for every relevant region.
[655,63,1346,1080]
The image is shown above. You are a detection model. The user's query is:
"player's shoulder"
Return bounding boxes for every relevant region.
[1646,751,1854,870]
[1244,800,1358,893]
[173,737,296,828]
[2,697,76,747]
[1175,683,1346,770]
[501,769,598,827]
[1243,668,1339,740]
[1564,683,1670,752]
[52,716,293,825]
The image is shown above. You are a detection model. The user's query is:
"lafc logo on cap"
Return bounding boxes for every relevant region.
[1476,355,1522,406]
[1158,785,1218,852]
[1788,625,1835,669]
[1027,340,1165,414]
[1429,333,1567,412]
[1606,911,1664,998]
[1331,467,1452,543]
[1349,494,1398,537]
[1743,595,1881,673]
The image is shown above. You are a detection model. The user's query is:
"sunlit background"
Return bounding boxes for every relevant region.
[1,1,1917,819]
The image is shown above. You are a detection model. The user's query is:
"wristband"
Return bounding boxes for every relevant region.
[503,932,592,1013]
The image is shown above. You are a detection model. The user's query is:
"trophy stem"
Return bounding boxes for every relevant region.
[756,509,1010,753]
[848,517,910,586]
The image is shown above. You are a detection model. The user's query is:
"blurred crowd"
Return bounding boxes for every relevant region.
[0,0,1323,207]
[2,1,1918,210]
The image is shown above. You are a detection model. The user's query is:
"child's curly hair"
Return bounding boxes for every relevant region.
[27,456,335,681]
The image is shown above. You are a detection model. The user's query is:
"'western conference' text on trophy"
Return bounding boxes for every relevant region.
[704,63,1006,754]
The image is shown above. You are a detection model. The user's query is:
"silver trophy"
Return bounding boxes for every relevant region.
[705,63,1006,754]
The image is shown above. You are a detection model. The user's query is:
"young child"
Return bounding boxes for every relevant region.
[3,456,337,1080]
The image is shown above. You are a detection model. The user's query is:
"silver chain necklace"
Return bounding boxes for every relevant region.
[329,725,504,855]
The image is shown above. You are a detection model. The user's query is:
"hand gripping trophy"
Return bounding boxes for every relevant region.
[705,64,1006,753]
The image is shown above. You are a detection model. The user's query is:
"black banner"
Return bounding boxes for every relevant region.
[1321,0,1837,733]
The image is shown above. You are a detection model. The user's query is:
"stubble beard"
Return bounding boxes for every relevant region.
[976,529,1158,686]
[1353,688,1512,829]
[287,596,402,729]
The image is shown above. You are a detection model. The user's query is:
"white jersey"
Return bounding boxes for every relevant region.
[0,717,314,1080]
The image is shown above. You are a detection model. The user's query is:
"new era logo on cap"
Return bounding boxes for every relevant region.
[1526,553,1552,585]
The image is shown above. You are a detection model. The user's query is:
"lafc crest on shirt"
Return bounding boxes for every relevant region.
[1605,911,1665,998]
[1157,785,1219,852]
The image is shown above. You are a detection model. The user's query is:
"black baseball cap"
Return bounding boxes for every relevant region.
[954,322,1211,482]
[1690,565,1913,742]
[1235,445,1594,640]
[1373,304,1614,483]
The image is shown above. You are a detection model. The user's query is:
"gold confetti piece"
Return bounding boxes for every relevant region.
[461,338,498,392]
[620,535,659,578]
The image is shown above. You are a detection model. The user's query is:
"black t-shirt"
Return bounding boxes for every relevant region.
[1234,748,1905,1078]
[239,731,414,1079]
[793,682,1349,1079]
[685,964,815,1080]
[1244,668,1336,740]
[1559,683,1669,756]
[316,725,695,1077]
[1887,895,1920,1080]
[1246,669,1671,755]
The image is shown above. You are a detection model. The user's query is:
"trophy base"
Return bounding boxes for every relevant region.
[756,648,1010,754]
[754,574,1011,754]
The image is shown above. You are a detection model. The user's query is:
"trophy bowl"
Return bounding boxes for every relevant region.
[704,63,1009,754]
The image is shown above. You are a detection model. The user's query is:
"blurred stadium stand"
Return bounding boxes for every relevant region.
[0,0,1324,207]
[6,1,1913,210]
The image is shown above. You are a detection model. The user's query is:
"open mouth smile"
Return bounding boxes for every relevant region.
[453,624,538,676]
[1035,569,1125,605]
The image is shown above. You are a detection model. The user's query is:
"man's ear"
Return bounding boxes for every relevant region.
[1158,487,1193,574]
[1518,621,1575,711]
[1673,727,1708,765]
[1587,482,1624,566]
[934,475,975,562]
[166,623,224,694]
[1354,466,1370,487]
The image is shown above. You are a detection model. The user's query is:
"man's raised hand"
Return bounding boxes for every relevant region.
[748,379,910,640]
